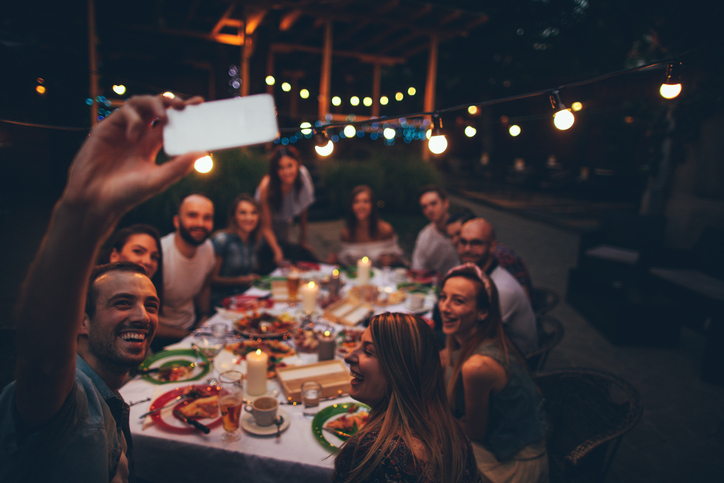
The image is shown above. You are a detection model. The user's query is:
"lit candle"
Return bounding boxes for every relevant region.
[300,281,319,313]
[318,330,335,361]
[246,349,268,396]
[357,256,371,285]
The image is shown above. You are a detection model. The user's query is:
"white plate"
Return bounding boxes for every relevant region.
[404,299,434,314]
[241,408,290,436]
[214,346,302,375]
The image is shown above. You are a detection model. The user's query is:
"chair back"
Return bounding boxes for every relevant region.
[525,315,565,372]
[532,287,561,316]
[533,369,643,482]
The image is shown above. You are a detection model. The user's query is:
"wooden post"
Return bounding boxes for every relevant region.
[241,35,252,96]
[266,49,275,95]
[318,20,332,123]
[87,0,99,126]
[423,34,439,160]
[372,62,381,118]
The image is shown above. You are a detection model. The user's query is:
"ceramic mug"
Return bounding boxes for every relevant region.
[244,396,279,426]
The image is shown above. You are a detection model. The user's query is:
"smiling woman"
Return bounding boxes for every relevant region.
[334,313,479,483]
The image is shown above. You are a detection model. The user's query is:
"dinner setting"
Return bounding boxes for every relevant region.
[121,259,442,481]
[7,2,723,483]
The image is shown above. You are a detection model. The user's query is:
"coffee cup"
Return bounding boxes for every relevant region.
[394,268,408,283]
[244,396,279,426]
[407,292,425,311]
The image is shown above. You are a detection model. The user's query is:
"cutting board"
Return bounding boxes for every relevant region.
[276,360,351,403]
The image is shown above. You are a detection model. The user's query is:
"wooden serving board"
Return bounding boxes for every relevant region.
[323,298,373,327]
[276,360,351,403]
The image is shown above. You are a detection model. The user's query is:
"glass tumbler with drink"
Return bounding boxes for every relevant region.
[218,370,244,442]
[286,266,300,306]
[301,381,322,416]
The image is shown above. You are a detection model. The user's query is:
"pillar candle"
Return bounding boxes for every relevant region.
[317,330,335,361]
[357,256,371,285]
[300,281,319,313]
[246,349,268,396]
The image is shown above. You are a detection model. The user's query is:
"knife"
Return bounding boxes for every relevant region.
[173,410,211,434]
[322,427,352,439]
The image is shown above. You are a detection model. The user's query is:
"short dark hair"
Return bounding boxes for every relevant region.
[446,208,475,226]
[418,184,447,201]
[85,262,148,320]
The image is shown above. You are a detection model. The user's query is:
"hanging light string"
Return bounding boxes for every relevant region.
[279,56,678,135]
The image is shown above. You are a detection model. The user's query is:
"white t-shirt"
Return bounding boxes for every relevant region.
[159,233,216,330]
[490,265,538,355]
[411,223,460,274]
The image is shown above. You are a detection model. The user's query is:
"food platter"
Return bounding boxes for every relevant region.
[335,328,366,357]
[148,384,222,434]
[311,402,370,451]
[232,311,298,338]
[215,340,301,378]
[137,349,210,385]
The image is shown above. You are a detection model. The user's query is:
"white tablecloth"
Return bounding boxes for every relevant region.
[120,263,434,482]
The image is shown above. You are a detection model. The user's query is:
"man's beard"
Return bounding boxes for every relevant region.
[178,222,210,246]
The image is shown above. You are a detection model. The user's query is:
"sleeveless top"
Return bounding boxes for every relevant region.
[446,342,547,461]
[255,164,315,243]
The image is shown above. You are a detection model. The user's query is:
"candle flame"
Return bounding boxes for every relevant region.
[362,256,369,263]
[324,330,331,337]
[333,269,339,276]
[308,281,315,288]
[256,349,262,355]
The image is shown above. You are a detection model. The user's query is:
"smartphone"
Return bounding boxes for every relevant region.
[163,94,279,155]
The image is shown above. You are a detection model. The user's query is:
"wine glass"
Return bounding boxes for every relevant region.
[218,370,244,442]
[192,333,226,376]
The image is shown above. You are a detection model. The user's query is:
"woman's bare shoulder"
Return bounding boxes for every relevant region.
[377,220,396,239]
[461,354,507,387]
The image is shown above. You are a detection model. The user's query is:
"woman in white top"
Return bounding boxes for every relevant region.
[255,145,317,270]
[330,185,404,267]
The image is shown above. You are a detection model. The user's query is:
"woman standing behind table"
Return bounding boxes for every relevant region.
[101,223,164,305]
[334,313,480,483]
[210,194,262,308]
[439,263,548,482]
[330,185,405,267]
[255,145,317,272]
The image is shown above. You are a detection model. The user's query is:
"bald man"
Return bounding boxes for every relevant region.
[157,194,216,343]
[457,218,538,354]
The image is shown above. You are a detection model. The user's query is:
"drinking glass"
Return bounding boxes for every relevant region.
[218,370,244,442]
[191,333,225,363]
[286,267,300,307]
[301,381,322,416]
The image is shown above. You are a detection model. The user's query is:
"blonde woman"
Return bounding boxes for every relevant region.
[334,313,480,483]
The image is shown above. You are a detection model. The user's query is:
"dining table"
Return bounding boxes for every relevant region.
[120,263,437,483]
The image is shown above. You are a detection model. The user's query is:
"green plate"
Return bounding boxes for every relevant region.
[341,266,375,279]
[311,402,371,452]
[137,349,210,385]
[253,276,285,291]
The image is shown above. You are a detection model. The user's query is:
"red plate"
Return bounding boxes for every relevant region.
[407,269,437,284]
[223,295,275,311]
[149,384,222,434]
[295,261,321,271]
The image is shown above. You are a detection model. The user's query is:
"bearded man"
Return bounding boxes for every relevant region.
[157,194,216,342]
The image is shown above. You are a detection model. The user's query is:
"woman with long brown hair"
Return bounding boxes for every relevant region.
[330,185,404,267]
[255,145,317,271]
[334,313,479,483]
[439,263,547,482]
[210,194,262,307]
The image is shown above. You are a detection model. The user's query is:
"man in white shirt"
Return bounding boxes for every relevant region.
[157,194,216,343]
[457,218,538,355]
[411,185,460,275]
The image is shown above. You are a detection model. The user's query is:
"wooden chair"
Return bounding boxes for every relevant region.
[525,315,565,372]
[534,369,643,483]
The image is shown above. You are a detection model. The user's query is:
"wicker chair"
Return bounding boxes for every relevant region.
[525,315,565,372]
[532,286,561,317]
[534,369,643,483]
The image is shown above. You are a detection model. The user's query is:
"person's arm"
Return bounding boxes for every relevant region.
[14,95,203,427]
[194,277,212,326]
[298,208,308,246]
[258,179,285,264]
[456,355,507,441]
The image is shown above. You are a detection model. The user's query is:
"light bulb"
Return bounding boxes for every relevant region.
[383,128,396,140]
[660,83,681,99]
[509,125,521,137]
[553,110,575,130]
[300,122,313,135]
[332,96,342,106]
[464,126,477,137]
[112,84,126,95]
[350,96,360,106]
[344,125,356,138]
[315,140,334,156]
[428,135,448,154]
[265,76,275,86]
[194,155,213,173]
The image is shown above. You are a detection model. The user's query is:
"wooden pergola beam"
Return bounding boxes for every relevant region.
[272,42,404,65]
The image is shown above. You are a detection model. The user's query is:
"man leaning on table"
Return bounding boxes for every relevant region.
[0,95,205,482]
